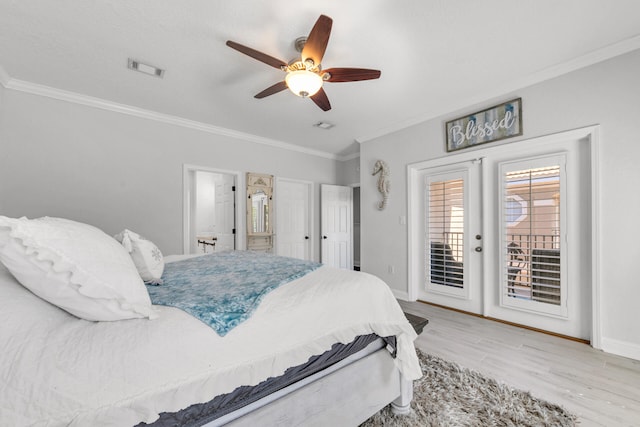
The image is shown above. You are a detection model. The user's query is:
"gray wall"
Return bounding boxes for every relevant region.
[0,89,338,258]
[360,48,640,359]
[0,82,5,115]
[337,156,360,186]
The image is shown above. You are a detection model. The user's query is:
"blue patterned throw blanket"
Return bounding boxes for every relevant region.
[147,251,322,336]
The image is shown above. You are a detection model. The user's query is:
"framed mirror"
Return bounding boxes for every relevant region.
[250,189,270,234]
[246,172,274,252]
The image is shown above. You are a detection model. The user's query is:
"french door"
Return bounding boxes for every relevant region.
[409,128,594,340]
[419,160,483,314]
[486,141,591,339]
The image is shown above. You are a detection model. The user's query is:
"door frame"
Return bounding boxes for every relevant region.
[350,183,361,269]
[407,125,601,347]
[275,177,315,261]
[183,164,245,254]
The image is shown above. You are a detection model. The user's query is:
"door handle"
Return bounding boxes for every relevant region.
[475,246,482,252]
[305,236,309,240]
[323,236,327,239]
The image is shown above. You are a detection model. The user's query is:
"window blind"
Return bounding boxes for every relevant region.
[428,178,464,288]
[503,166,561,305]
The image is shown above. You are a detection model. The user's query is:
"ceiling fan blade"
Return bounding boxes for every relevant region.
[310,87,331,111]
[254,81,288,98]
[323,68,381,82]
[301,15,332,67]
[226,40,287,70]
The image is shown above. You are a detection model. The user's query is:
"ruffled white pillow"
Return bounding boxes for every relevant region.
[113,229,164,284]
[0,216,155,321]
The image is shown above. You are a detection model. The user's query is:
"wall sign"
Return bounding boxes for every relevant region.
[445,98,522,152]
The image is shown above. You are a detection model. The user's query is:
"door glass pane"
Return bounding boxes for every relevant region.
[504,166,561,305]
[428,178,464,288]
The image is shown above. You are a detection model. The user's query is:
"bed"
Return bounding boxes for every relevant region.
[0,216,421,426]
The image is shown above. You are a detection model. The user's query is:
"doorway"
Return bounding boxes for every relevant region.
[183,165,242,255]
[408,127,598,340]
[353,186,361,270]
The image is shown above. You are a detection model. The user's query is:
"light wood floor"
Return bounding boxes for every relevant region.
[399,300,640,427]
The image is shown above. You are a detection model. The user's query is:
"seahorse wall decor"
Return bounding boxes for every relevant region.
[372,160,390,210]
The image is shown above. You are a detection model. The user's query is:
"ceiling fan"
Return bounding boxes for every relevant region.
[226,14,381,111]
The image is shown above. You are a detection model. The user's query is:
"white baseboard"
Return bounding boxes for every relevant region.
[391,289,410,301]
[600,337,640,362]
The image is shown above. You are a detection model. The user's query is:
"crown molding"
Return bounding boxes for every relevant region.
[356,35,640,144]
[338,151,360,162]
[2,75,338,160]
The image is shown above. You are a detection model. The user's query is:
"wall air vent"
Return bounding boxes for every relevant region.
[127,59,165,78]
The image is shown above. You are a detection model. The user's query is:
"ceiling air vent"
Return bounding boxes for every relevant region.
[127,59,165,78]
[314,121,334,130]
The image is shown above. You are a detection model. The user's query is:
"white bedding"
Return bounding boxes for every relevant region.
[0,255,421,426]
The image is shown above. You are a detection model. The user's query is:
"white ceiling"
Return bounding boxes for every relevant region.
[1,0,640,158]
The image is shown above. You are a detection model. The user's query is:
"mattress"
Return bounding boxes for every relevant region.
[141,335,391,426]
[0,254,421,426]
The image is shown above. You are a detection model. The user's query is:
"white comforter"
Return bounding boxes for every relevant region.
[0,256,421,426]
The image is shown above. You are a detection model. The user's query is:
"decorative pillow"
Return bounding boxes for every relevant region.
[0,216,156,321]
[113,229,164,284]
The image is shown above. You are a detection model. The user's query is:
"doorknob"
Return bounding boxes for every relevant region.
[475,246,483,252]
[305,236,309,240]
[323,236,327,239]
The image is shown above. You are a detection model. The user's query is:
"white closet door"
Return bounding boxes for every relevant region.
[276,179,312,260]
[321,184,353,270]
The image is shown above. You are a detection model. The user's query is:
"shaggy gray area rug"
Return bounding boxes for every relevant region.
[361,349,577,427]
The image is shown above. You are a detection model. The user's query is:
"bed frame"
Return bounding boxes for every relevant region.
[207,339,413,426]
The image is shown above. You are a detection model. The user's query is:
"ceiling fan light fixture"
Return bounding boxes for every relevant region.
[285,70,323,98]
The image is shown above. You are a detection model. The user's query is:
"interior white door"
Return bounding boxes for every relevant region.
[321,184,353,269]
[276,179,311,260]
[419,160,483,314]
[214,173,236,252]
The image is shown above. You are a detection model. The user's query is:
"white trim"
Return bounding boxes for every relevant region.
[600,337,640,362]
[406,166,419,302]
[274,177,315,262]
[2,77,338,160]
[590,127,602,349]
[182,164,244,255]
[357,36,640,144]
[480,156,491,316]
